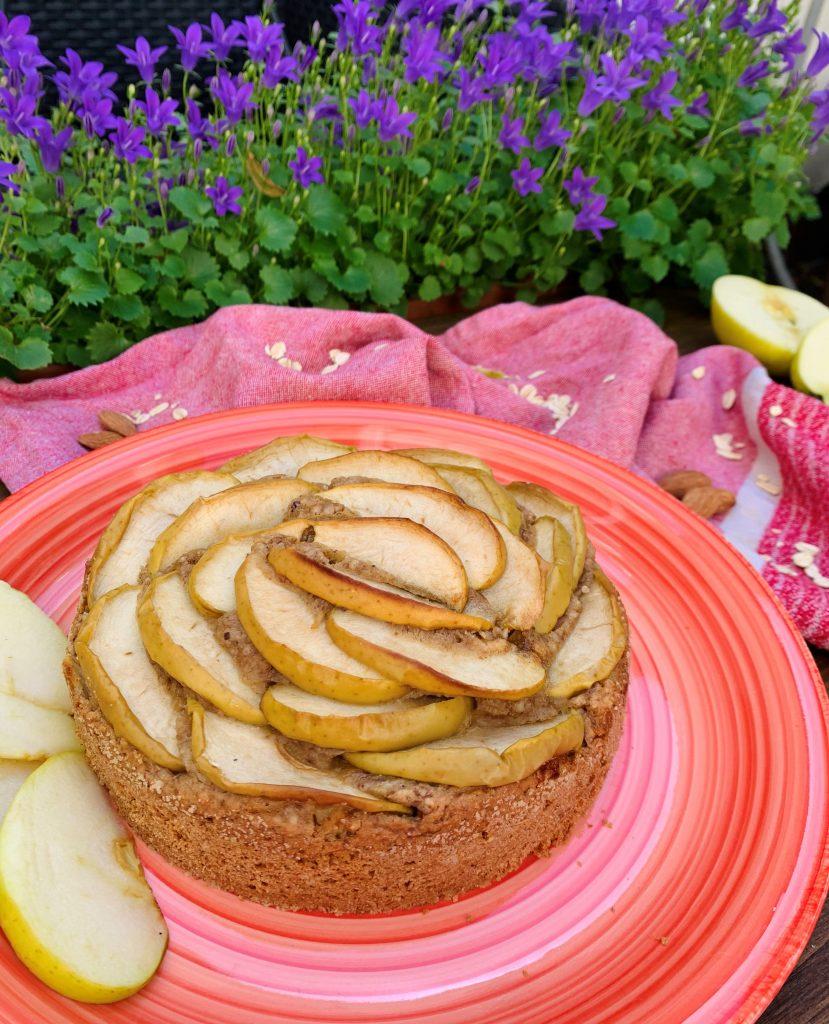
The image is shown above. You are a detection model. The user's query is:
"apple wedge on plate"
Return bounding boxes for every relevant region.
[221,434,354,482]
[75,586,183,771]
[138,572,267,724]
[321,482,506,589]
[298,450,453,490]
[394,447,493,473]
[0,694,80,761]
[545,571,627,698]
[0,752,168,1002]
[236,550,408,703]
[0,580,72,712]
[432,464,522,533]
[147,477,316,574]
[0,762,41,821]
[346,711,584,787]
[268,546,491,630]
[479,520,545,630]
[189,701,407,812]
[507,481,588,582]
[327,609,546,700]
[532,516,576,634]
[88,470,237,601]
[261,683,472,752]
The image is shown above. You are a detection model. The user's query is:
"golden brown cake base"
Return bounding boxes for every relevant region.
[64,642,628,915]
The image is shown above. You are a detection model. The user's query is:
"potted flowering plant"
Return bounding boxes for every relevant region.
[0,0,827,372]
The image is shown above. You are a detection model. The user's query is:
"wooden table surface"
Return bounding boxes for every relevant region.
[1,295,826,1022]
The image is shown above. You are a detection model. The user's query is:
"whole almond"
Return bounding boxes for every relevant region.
[681,485,735,519]
[98,410,136,437]
[78,430,122,450]
[658,469,712,497]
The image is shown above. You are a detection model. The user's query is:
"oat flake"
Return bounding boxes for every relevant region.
[172,407,188,421]
[721,389,737,410]
[602,373,616,383]
[691,366,706,380]
[769,404,783,417]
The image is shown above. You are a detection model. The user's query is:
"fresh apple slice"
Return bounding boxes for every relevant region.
[275,517,468,610]
[0,761,41,821]
[394,447,493,473]
[433,464,522,533]
[506,481,588,582]
[480,520,545,630]
[75,586,183,771]
[236,550,408,703]
[347,711,584,787]
[532,516,575,634]
[220,434,354,482]
[188,531,272,616]
[297,450,453,490]
[0,581,71,712]
[0,694,79,760]
[327,609,546,700]
[321,483,506,589]
[89,471,236,601]
[545,571,627,699]
[138,572,266,724]
[268,546,491,630]
[189,701,407,812]
[711,275,829,375]
[0,752,168,1002]
[261,684,472,752]
[147,477,316,574]
[791,317,829,401]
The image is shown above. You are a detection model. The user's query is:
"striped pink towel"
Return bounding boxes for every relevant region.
[0,298,826,647]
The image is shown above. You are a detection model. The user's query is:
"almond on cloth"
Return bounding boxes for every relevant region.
[78,431,122,450]
[657,470,712,497]
[97,410,136,437]
[681,486,735,519]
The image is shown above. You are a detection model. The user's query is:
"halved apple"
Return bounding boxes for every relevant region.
[89,471,236,601]
[791,317,829,401]
[506,481,588,582]
[137,572,266,724]
[236,550,408,703]
[298,450,453,490]
[0,581,71,712]
[433,465,522,533]
[545,571,627,699]
[0,752,168,1002]
[268,546,491,630]
[0,694,80,760]
[327,609,546,700]
[346,711,584,787]
[0,761,41,821]
[395,447,493,473]
[189,701,407,812]
[75,586,183,771]
[147,477,316,574]
[321,482,506,589]
[532,516,575,634]
[480,520,545,630]
[221,434,354,482]
[275,516,468,610]
[261,683,472,752]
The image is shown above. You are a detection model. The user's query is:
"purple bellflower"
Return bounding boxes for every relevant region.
[0,160,23,195]
[205,175,243,215]
[334,0,384,57]
[578,53,649,117]
[168,23,210,71]
[135,86,178,136]
[375,94,417,141]
[234,15,283,63]
[807,31,829,78]
[499,112,530,153]
[0,87,46,138]
[109,117,152,163]
[204,14,241,62]
[642,70,681,120]
[117,36,166,84]
[289,146,325,187]
[349,88,378,129]
[209,70,255,127]
[687,91,711,118]
[574,194,616,240]
[738,61,770,87]
[403,24,447,84]
[511,157,543,196]
[34,124,73,172]
[535,109,570,150]
[54,49,117,107]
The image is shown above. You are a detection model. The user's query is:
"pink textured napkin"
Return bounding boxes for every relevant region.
[0,297,826,647]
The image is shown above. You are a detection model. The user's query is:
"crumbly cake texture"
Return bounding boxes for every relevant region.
[64,450,630,915]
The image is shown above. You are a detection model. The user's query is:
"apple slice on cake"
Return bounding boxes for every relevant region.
[507,481,588,582]
[297,450,453,490]
[432,464,522,533]
[394,447,493,473]
[346,712,584,787]
[479,520,545,630]
[531,516,576,633]
[221,434,355,482]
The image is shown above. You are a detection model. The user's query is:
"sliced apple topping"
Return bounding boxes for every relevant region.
[507,481,588,582]
[261,683,472,752]
[188,531,273,616]
[89,471,237,601]
[0,694,80,761]
[268,546,491,631]
[480,520,545,630]
[327,609,546,700]
[275,516,468,609]
[236,550,408,703]
[545,571,627,699]
[147,477,316,574]
[221,434,354,482]
[297,450,453,490]
[394,447,493,473]
[189,701,407,812]
[321,482,506,590]
[0,752,168,1002]
[433,464,522,533]
[75,586,183,771]
[532,516,576,634]
[138,572,267,724]
[0,580,72,711]
[347,711,584,787]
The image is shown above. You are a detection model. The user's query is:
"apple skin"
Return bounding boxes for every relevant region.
[533,517,575,634]
[790,317,829,401]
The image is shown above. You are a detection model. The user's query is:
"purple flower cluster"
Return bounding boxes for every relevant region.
[564,167,616,240]
[205,174,243,215]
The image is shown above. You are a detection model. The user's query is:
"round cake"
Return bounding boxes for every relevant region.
[64,436,629,914]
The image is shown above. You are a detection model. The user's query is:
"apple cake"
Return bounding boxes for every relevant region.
[64,436,629,915]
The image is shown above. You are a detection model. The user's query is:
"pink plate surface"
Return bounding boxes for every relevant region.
[0,402,826,1024]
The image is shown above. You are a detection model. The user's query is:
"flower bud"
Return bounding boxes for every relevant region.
[245,130,254,146]
[114,260,121,270]
[96,206,114,228]
[55,176,65,199]
[226,134,236,156]
[186,167,196,185]
[252,243,260,256]
[272,119,282,139]
[261,158,270,175]
[127,83,135,99]
[193,138,203,162]
[161,68,171,94]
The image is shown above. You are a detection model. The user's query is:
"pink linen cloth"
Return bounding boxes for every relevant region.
[0,297,826,647]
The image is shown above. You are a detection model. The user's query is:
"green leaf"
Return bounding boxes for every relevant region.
[107,294,145,322]
[463,246,482,273]
[363,252,406,306]
[373,229,393,253]
[168,185,211,221]
[260,265,296,304]
[161,254,187,279]
[407,156,431,177]
[160,229,189,253]
[22,284,53,313]
[691,242,729,290]
[688,219,713,249]
[742,217,771,243]
[429,170,456,194]
[650,195,679,227]
[641,253,669,282]
[631,297,665,326]
[228,249,250,271]
[687,157,715,189]
[72,248,100,271]
[539,209,574,237]
[579,260,607,292]
[0,326,52,370]
[355,205,376,224]
[418,275,442,301]
[306,187,347,236]
[57,266,109,306]
[157,285,208,318]
[618,161,639,184]
[115,267,144,295]
[182,248,220,287]
[337,265,371,295]
[620,210,658,241]
[87,322,129,362]
[123,226,150,245]
[256,207,298,253]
